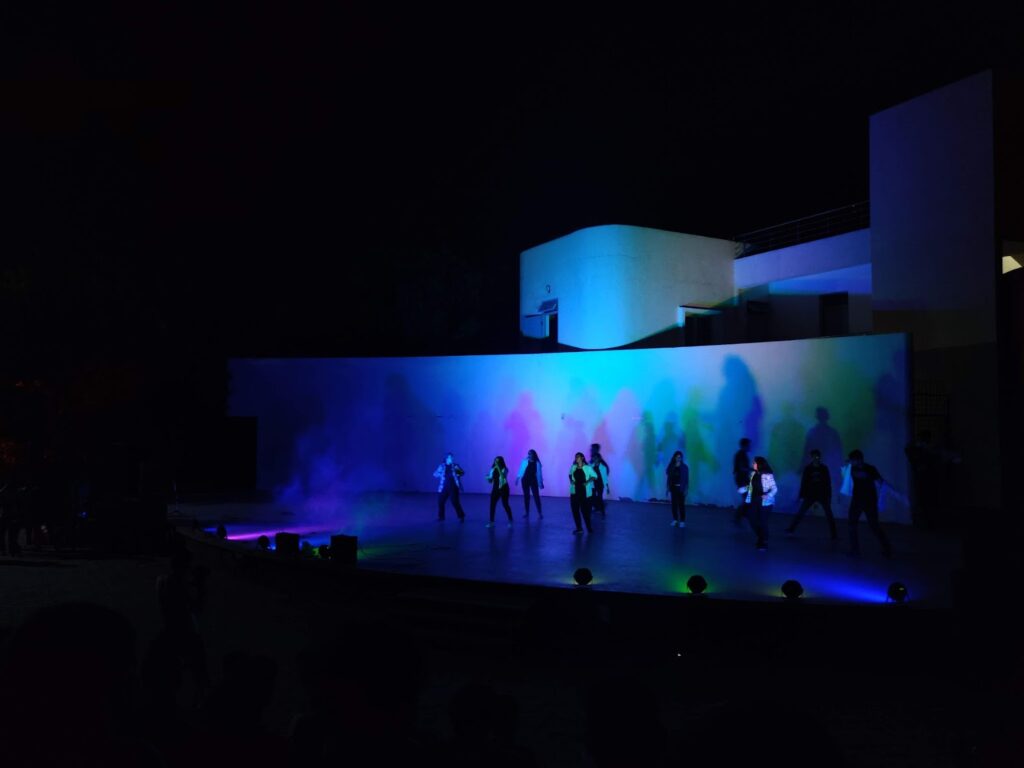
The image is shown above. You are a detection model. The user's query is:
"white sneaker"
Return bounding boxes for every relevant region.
[678,522,686,528]
[670,520,678,527]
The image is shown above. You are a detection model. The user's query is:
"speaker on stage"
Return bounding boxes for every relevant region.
[275,532,300,556]
[329,534,357,566]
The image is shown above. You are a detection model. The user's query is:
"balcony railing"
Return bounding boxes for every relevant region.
[734,201,869,258]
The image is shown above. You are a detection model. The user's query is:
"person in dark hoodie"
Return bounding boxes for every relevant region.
[786,449,837,539]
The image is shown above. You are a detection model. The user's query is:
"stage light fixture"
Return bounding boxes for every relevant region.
[781,579,804,600]
[886,582,909,603]
[686,574,707,594]
[256,535,271,551]
[573,567,593,586]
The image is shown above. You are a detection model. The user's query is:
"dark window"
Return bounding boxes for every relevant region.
[819,292,849,336]
[685,314,712,346]
[746,300,771,342]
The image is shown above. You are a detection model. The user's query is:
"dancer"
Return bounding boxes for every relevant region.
[732,438,753,525]
[589,443,611,517]
[740,456,777,550]
[485,456,513,528]
[433,452,465,521]
[786,449,837,539]
[666,451,689,527]
[845,450,892,558]
[568,452,598,534]
[515,449,544,518]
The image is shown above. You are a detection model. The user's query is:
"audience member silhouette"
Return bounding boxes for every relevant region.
[685,699,846,768]
[0,602,161,767]
[584,676,668,768]
[443,683,537,767]
[186,650,287,768]
[289,621,429,765]
[156,546,212,700]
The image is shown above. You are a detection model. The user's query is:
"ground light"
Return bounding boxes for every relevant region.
[573,567,593,586]
[781,579,804,599]
[887,582,909,603]
[686,574,708,594]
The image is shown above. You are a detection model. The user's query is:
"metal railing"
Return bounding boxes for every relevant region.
[734,201,869,258]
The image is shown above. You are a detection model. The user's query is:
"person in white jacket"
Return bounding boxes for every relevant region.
[515,449,544,519]
[739,456,777,551]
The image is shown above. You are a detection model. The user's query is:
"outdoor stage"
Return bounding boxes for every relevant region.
[175,492,961,609]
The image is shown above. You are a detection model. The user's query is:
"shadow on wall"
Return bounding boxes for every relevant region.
[626,411,657,500]
[768,402,806,505]
[713,356,763,500]
[681,389,720,505]
[802,406,843,501]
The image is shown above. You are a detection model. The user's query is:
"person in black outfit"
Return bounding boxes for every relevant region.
[485,456,513,528]
[666,451,689,528]
[515,449,544,518]
[589,443,610,517]
[786,449,837,539]
[433,453,466,521]
[846,449,892,558]
[732,437,752,525]
[569,452,598,534]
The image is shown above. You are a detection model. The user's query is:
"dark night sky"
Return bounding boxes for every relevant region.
[3,2,1023,362]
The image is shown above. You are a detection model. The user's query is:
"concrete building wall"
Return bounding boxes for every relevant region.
[870,70,1000,510]
[520,225,735,349]
[734,229,871,289]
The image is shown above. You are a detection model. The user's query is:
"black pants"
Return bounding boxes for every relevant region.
[0,515,21,556]
[437,486,465,520]
[747,498,769,546]
[669,487,686,522]
[788,497,837,538]
[848,498,891,556]
[570,493,592,532]
[591,480,606,515]
[489,485,513,522]
[522,478,542,515]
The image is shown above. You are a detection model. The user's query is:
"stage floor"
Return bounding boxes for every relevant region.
[174,493,961,608]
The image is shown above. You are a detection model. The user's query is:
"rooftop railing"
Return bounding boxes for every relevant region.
[734,201,869,258]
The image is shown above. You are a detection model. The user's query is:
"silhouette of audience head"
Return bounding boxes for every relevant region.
[687,699,845,768]
[739,437,751,450]
[205,650,278,733]
[0,602,142,764]
[810,448,822,463]
[449,682,499,743]
[585,677,667,768]
[848,449,864,466]
[816,406,830,423]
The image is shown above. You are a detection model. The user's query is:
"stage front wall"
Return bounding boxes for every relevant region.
[229,334,911,522]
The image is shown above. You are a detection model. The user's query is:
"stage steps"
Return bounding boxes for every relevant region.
[388,587,536,648]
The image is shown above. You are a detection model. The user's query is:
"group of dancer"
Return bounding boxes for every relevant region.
[731,437,891,556]
[433,444,610,532]
[434,436,892,557]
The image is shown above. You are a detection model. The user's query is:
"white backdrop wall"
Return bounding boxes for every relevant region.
[230,333,911,522]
